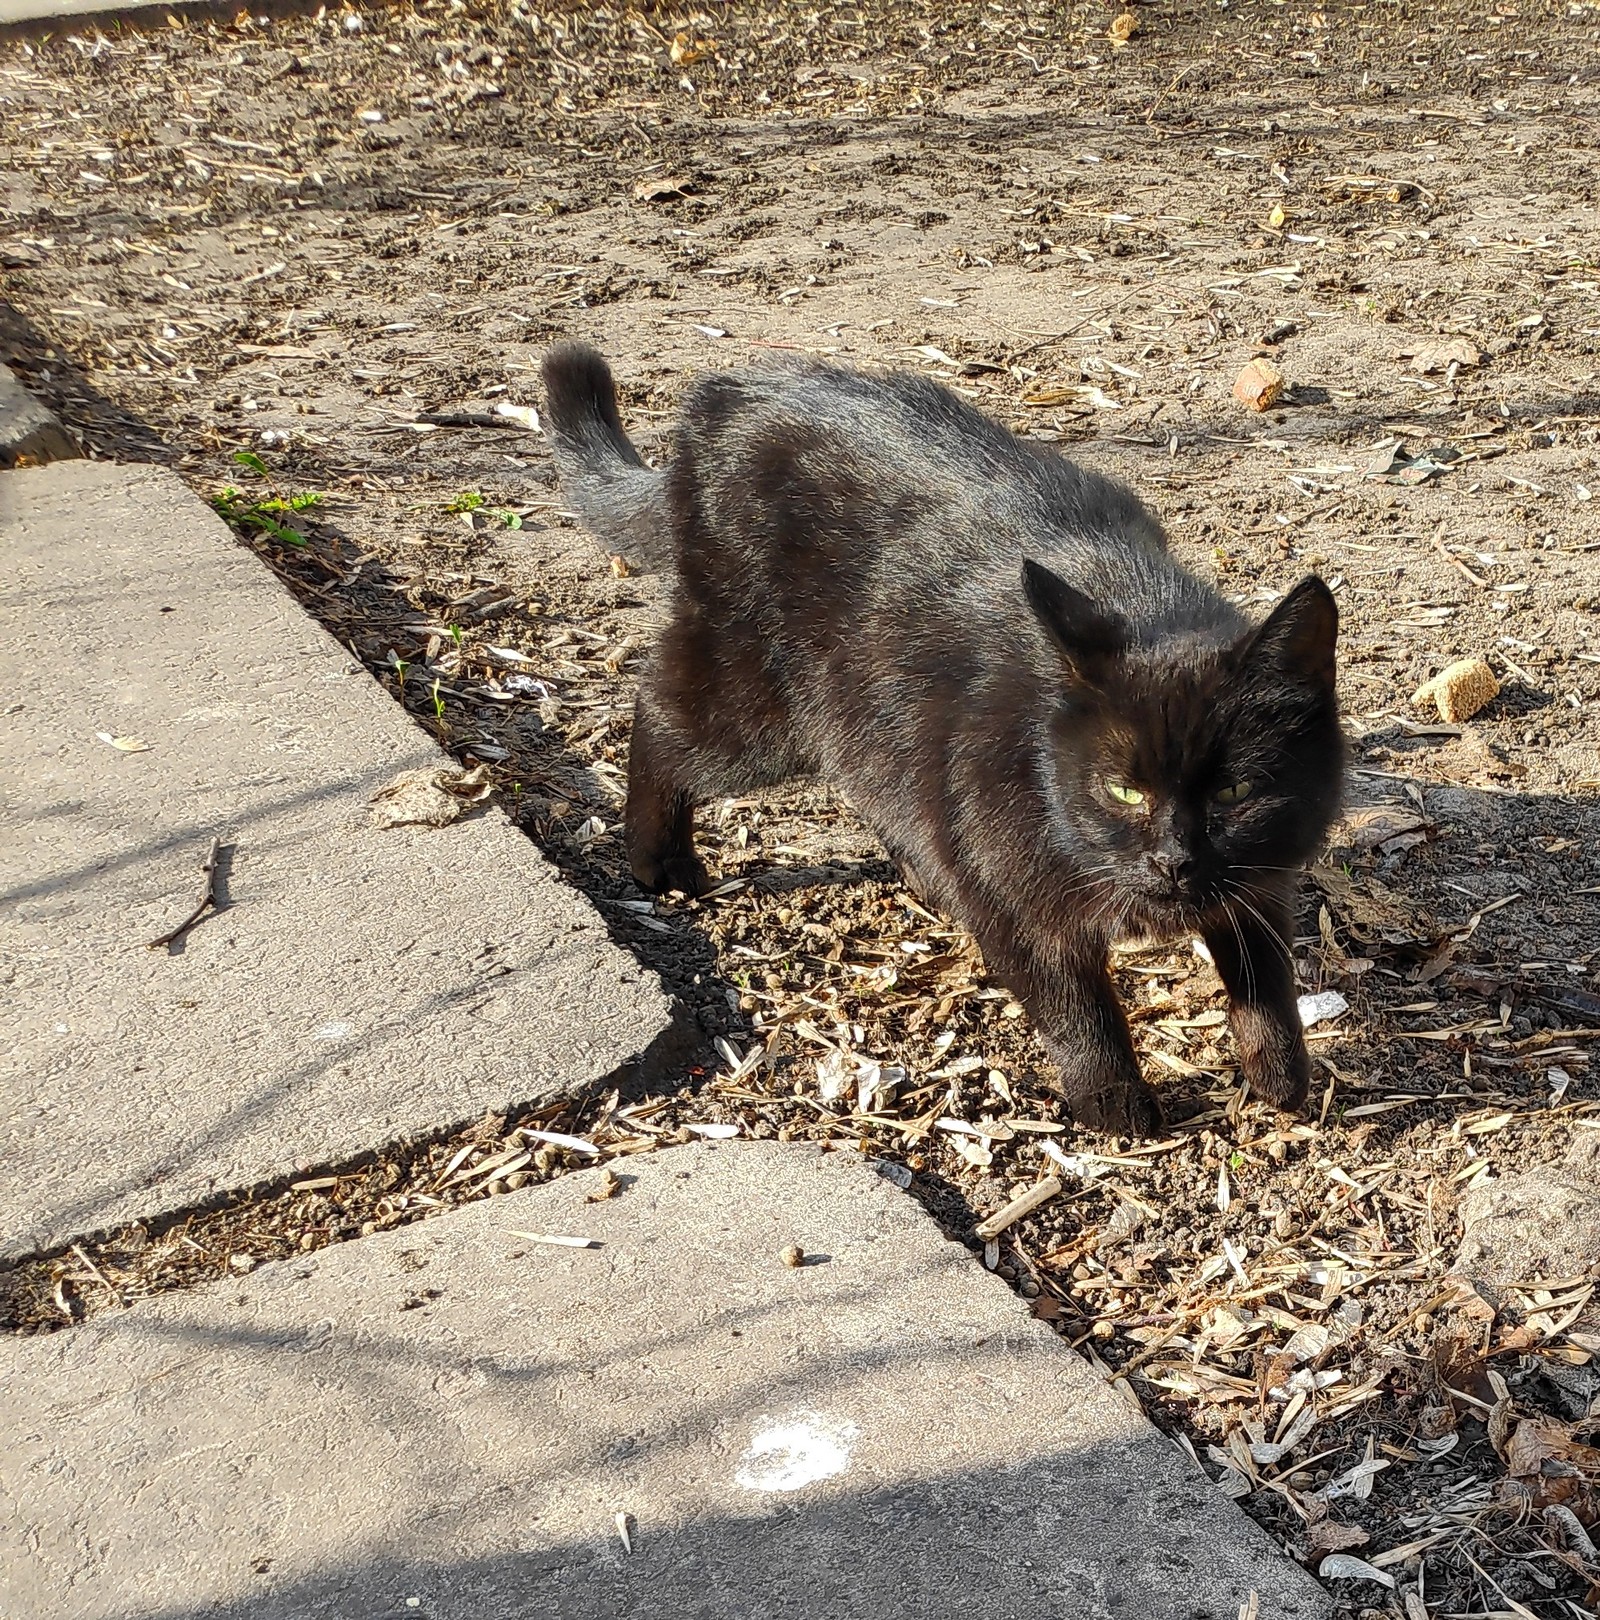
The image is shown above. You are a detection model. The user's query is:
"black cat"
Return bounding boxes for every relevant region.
[541,343,1344,1137]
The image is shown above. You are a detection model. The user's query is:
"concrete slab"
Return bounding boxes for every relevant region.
[1,1142,1329,1620]
[1,459,676,1260]
[0,363,78,468]
[0,0,247,28]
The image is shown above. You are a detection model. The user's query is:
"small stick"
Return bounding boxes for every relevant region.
[413,411,527,430]
[146,836,223,950]
[70,1242,125,1306]
[974,1175,1063,1241]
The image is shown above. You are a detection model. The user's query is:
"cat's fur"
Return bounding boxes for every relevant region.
[541,343,1345,1137]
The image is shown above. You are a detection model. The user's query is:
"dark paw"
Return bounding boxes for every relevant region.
[1244,1057,1310,1114]
[1233,1010,1311,1113]
[1067,1081,1165,1140]
[630,849,715,899]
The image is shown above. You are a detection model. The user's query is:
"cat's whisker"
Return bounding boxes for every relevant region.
[1223,887,1294,969]
[1223,906,1257,1002]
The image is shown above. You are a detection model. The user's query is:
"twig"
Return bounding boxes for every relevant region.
[974,1176,1063,1240]
[412,411,527,430]
[146,836,224,949]
[70,1243,125,1306]
[1433,531,1489,588]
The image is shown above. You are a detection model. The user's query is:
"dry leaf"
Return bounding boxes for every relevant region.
[95,731,151,752]
[492,401,541,432]
[1021,382,1121,410]
[1266,202,1287,230]
[1107,11,1139,41]
[1232,358,1284,412]
[1318,1554,1394,1589]
[369,764,494,829]
[633,174,694,203]
[669,31,717,64]
[1403,336,1481,374]
[1309,1518,1370,1554]
[1310,863,1442,957]
[1338,807,1432,854]
[1506,1417,1600,1488]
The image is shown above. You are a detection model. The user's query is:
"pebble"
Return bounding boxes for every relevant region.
[780,1244,804,1268]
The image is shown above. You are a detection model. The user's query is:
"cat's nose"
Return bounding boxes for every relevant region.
[1147,851,1193,888]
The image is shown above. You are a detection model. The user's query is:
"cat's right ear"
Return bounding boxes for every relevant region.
[1022,560,1127,686]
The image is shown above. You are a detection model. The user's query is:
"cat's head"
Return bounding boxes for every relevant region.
[1023,561,1344,930]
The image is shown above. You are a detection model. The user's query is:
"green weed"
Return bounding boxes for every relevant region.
[211,451,323,546]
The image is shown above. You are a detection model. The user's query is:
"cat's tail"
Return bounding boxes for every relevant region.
[540,343,673,571]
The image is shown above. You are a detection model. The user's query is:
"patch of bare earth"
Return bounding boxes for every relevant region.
[5,0,1600,1612]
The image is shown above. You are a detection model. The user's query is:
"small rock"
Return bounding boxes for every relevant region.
[1232,358,1285,412]
[229,1253,257,1273]
[780,1244,804,1268]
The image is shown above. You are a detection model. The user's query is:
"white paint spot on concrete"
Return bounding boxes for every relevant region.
[314,1020,353,1041]
[734,1411,859,1493]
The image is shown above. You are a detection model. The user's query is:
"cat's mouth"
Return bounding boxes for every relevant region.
[1116,879,1213,935]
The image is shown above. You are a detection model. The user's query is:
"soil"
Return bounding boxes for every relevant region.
[5,0,1600,1613]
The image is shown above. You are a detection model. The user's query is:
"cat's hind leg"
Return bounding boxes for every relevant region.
[625,684,714,898]
[625,617,800,898]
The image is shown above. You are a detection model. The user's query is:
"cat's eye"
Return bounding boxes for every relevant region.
[1214,780,1255,806]
[1105,781,1146,807]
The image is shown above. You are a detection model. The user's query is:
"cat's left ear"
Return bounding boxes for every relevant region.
[1239,575,1338,689]
[1022,560,1128,686]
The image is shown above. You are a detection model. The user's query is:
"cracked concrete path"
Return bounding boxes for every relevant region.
[1,1141,1330,1620]
[1,458,677,1261]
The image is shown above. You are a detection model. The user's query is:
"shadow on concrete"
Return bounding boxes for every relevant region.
[10,1205,1323,1619]
[112,1449,1286,1620]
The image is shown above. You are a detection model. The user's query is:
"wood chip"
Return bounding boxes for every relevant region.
[974,1176,1063,1240]
[507,1231,599,1249]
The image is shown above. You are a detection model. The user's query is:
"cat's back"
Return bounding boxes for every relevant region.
[675,357,1159,547]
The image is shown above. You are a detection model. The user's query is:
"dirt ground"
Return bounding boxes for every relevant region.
[5,0,1600,1612]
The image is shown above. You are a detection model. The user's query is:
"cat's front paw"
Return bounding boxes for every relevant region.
[1067,1080,1165,1140]
[630,850,715,898]
[1231,1005,1311,1113]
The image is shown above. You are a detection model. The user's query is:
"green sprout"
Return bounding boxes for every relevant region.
[211,450,323,546]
